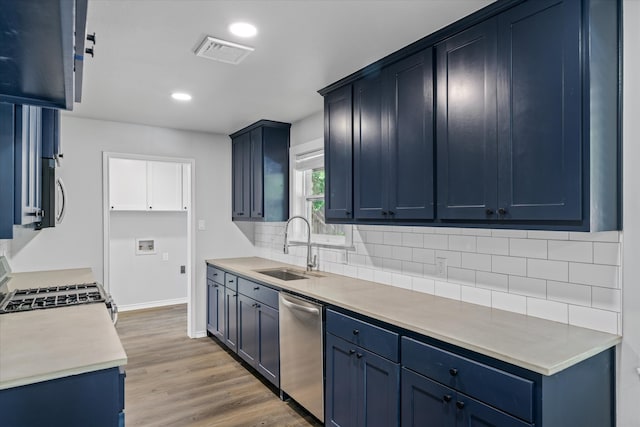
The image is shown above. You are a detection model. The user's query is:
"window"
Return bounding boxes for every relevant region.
[290,139,351,247]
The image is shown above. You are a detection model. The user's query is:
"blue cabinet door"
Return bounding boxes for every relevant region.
[326,334,358,427]
[232,133,251,219]
[250,127,264,219]
[256,302,279,387]
[386,48,435,220]
[359,346,400,427]
[224,286,238,353]
[436,19,498,220]
[0,102,14,239]
[401,368,455,427]
[459,394,531,427]
[353,73,386,220]
[237,293,259,366]
[496,0,581,221]
[324,85,353,221]
[206,280,224,339]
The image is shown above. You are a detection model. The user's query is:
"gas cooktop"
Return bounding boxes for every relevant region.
[0,283,107,314]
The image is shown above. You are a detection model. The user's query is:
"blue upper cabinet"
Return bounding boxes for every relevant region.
[0,0,89,110]
[496,0,582,222]
[436,19,498,221]
[0,103,15,239]
[324,85,354,221]
[320,0,620,231]
[230,120,290,222]
[385,49,434,220]
[354,49,435,221]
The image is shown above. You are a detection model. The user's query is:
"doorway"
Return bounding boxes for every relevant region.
[103,152,196,337]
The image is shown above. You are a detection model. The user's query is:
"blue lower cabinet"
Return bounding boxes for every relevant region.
[256,302,279,386]
[401,368,530,427]
[224,285,239,352]
[206,279,224,340]
[325,333,399,427]
[237,291,280,387]
[0,367,125,427]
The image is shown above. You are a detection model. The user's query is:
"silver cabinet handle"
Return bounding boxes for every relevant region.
[280,296,320,315]
[56,177,66,224]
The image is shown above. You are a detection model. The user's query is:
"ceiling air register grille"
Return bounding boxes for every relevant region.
[194,36,254,65]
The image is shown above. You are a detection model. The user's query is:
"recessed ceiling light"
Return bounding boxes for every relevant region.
[171,92,192,101]
[229,22,257,38]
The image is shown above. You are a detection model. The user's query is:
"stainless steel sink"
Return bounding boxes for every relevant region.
[254,268,324,281]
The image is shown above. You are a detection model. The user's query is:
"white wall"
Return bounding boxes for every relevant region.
[619,1,640,425]
[109,211,187,308]
[3,116,256,334]
[290,111,323,147]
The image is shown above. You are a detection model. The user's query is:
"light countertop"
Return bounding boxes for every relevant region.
[207,257,621,376]
[0,269,127,390]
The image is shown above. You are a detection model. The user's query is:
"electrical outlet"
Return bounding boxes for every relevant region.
[180,265,186,274]
[198,220,206,230]
[436,257,447,279]
[162,252,169,261]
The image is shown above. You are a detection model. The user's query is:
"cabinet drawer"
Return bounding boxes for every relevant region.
[207,265,225,284]
[402,337,533,422]
[326,309,399,362]
[238,277,278,308]
[225,273,237,291]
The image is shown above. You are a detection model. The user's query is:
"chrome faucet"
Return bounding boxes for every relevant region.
[284,216,317,271]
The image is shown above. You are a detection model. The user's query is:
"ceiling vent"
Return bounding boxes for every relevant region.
[194,36,254,65]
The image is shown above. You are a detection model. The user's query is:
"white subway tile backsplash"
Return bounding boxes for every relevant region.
[510,238,547,259]
[492,255,526,276]
[253,222,621,334]
[547,240,593,263]
[526,298,568,323]
[448,267,475,286]
[569,231,620,243]
[357,267,374,281]
[374,270,393,285]
[435,281,461,300]
[412,277,435,294]
[391,273,412,290]
[402,233,424,248]
[366,230,384,244]
[391,246,413,261]
[492,291,527,314]
[509,276,547,298]
[413,248,436,264]
[384,231,403,246]
[527,259,568,282]
[527,230,570,240]
[461,253,491,272]
[593,242,620,266]
[424,234,449,250]
[449,235,476,252]
[477,237,509,255]
[569,263,619,288]
[568,305,618,334]
[476,271,508,292]
[591,287,621,312]
[461,285,492,307]
[491,229,528,238]
[382,258,402,273]
[435,250,462,267]
[402,261,424,277]
[547,281,592,306]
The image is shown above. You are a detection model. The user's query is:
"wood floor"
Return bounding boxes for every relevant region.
[116,304,322,427]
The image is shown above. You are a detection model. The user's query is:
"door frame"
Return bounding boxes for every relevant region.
[102,152,197,338]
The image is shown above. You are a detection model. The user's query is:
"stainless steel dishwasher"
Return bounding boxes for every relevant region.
[279,292,324,422]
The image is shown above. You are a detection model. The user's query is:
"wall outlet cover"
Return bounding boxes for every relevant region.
[135,238,156,255]
[436,257,448,279]
[198,220,206,230]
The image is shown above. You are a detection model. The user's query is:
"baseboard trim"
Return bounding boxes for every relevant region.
[192,330,207,338]
[118,297,188,312]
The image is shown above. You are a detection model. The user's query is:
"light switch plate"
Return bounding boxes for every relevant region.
[162,252,169,261]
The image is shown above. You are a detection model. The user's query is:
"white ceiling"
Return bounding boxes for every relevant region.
[69,0,494,135]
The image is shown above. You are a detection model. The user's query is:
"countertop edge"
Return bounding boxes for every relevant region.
[0,357,128,391]
[207,258,621,376]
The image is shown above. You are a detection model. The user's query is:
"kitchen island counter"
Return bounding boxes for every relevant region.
[0,269,127,390]
[207,257,621,376]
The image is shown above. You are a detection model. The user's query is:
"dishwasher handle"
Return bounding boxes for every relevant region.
[280,295,320,315]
